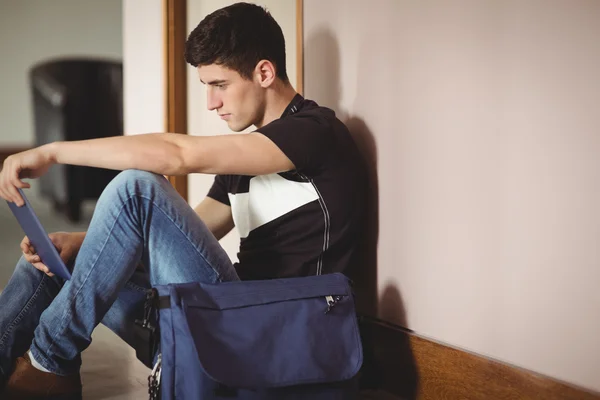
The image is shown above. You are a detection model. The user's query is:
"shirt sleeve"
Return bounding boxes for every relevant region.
[207,175,230,206]
[257,111,335,175]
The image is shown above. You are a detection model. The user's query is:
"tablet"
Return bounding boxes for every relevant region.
[6,188,72,280]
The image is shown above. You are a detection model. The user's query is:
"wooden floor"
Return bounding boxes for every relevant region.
[81,325,150,399]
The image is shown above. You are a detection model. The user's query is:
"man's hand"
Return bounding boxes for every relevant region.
[0,146,56,206]
[21,231,86,277]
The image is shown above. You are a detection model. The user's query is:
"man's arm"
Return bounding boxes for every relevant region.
[194,196,234,240]
[0,132,293,206]
[49,132,294,176]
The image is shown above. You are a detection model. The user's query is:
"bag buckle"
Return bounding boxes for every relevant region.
[134,289,160,367]
[325,295,343,314]
[148,353,162,400]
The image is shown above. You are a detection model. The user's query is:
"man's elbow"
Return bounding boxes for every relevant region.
[150,145,188,176]
[167,154,187,176]
[175,148,212,175]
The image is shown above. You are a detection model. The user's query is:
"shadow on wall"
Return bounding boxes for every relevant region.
[304,28,418,398]
[304,27,379,318]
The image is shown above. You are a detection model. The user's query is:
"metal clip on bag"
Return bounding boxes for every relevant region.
[148,272,363,399]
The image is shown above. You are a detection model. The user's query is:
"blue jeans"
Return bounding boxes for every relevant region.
[0,170,239,381]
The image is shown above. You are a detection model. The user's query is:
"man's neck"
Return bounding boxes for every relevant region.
[255,82,298,129]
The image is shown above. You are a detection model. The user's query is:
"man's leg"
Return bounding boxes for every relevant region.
[0,257,64,385]
[0,252,154,387]
[13,170,238,379]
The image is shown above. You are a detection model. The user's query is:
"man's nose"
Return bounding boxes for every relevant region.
[207,88,223,111]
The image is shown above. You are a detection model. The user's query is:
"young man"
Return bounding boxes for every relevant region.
[0,2,366,398]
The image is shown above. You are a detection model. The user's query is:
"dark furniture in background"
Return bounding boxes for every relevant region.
[30,58,123,222]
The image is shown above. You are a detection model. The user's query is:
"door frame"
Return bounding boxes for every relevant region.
[164,0,188,200]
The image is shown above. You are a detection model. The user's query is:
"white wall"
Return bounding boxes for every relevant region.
[117,0,165,377]
[304,0,600,392]
[122,0,165,135]
[0,0,122,146]
[187,0,298,260]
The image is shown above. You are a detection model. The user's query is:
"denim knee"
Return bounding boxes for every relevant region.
[99,169,168,204]
[109,169,167,191]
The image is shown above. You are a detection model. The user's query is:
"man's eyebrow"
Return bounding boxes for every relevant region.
[201,79,228,85]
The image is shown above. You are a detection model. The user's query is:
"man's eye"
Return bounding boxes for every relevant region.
[215,84,225,89]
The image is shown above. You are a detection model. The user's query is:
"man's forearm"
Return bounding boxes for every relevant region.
[48,133,186,175]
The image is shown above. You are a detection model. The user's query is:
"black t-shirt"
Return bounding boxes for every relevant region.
[208,94,366,280]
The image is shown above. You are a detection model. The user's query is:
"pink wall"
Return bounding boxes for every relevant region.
[304,0,600,392]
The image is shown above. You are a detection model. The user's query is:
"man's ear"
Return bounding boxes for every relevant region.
[255,60,276,88]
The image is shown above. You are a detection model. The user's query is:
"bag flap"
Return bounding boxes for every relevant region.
[176,273,363,388]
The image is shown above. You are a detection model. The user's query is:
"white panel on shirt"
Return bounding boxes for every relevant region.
[228,173,319,239]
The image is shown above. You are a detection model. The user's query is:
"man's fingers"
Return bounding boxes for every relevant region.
[0,157,24,205]
[25,253,41,264]
[6,184,23,207]
[20,238,35,257]
[0,168,6,200]
[32,261,45,271]
[8,167,27,205]
[12,176,31,189]
[0,181,8,203]
[21,244,36,256]
[32,261,51,276]
[20,238,29,253]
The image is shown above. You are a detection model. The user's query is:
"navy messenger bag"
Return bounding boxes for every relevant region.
[137,272,363,399]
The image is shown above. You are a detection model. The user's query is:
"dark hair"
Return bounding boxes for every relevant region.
[185,2,289,82]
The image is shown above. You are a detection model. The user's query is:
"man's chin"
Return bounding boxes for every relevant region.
[227,121,252,132]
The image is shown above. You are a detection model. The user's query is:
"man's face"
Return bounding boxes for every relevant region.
[197,64,265,132]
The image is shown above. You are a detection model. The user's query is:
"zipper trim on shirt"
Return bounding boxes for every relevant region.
[299,172,330,276]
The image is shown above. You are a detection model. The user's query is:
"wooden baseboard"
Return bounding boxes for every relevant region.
[358,316,600,400]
